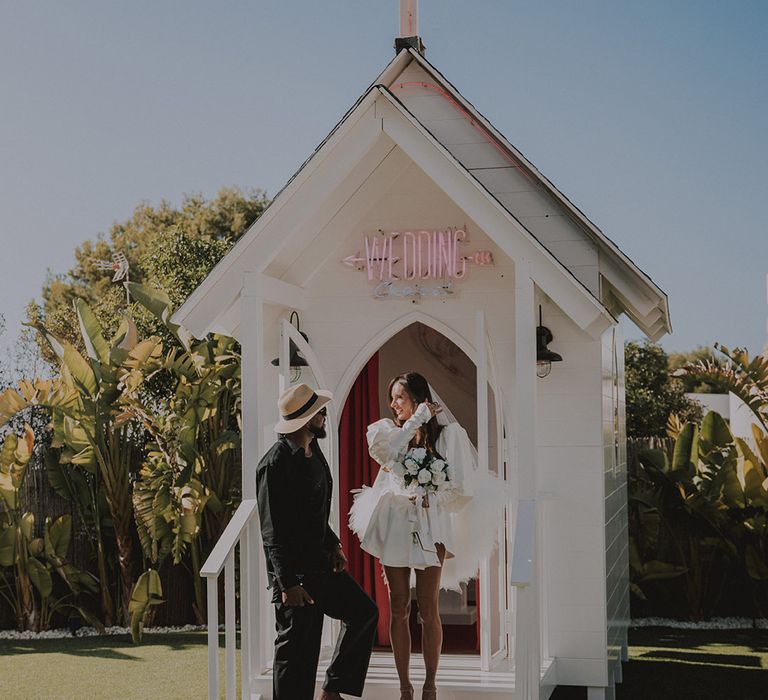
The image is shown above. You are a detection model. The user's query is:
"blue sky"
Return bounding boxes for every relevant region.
[1,1,766,357]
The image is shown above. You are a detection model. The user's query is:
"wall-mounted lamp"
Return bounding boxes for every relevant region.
[536,305,562,378]
[271,311,309,381]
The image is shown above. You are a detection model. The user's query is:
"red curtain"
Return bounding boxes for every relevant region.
[338,352,391,645]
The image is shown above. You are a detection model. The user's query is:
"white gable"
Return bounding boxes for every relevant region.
[173,49,669,341]
[379,50,670,339]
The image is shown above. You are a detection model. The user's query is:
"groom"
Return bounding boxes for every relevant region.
[256,383,378,700]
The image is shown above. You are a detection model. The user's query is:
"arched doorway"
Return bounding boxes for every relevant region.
[338,322,505,656]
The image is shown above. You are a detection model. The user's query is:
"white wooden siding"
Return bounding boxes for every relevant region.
[536,301,609,686]
[389,62,602,297]
[602,325,629,684]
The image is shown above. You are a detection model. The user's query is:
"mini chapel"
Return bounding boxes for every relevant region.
[177,5,671,699]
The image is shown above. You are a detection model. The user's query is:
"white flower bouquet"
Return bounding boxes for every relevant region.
[391,446,452,505]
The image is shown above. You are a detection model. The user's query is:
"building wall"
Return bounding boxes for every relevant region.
[254,143,618,684]
[536,300,610,687]
[602,324,629,685]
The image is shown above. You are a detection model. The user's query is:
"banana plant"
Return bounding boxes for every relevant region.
[0,304,160,625]
[121,282,241,630]
[675,344,768,433]
[45,446,115,625]
[2,285,241,635]
[0,426,101,631]
[0,426,38,629]
[634,410,768,617]
[128,568,163,642]
[633,413,735,619]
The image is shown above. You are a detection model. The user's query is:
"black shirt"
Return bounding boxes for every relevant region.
[255,436,340,595]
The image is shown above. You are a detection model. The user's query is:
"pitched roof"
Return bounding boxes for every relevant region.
[174,48,670,341]
[380,49,670,339]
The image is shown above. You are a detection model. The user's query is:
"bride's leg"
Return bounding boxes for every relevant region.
[414,544,446,693]
[383,565,413,694]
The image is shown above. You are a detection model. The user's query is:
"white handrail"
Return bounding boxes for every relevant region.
[200,499,258,577]
[201,498,261,700]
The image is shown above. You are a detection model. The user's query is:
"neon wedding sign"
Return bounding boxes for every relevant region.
[342,227,492,300]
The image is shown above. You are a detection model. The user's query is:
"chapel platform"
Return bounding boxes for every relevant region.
[248,653,558,699]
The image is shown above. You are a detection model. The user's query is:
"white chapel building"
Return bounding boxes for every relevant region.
[175,8,671,700]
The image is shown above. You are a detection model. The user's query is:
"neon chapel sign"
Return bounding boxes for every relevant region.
[341,228,492,299]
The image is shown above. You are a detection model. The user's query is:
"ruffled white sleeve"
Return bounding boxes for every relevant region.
[366,403,433,467]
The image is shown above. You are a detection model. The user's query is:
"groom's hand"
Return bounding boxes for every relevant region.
[330,545,348,573]
[282,585,314,606]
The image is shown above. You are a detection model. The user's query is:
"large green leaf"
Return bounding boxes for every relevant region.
[638,448,668,473]
[38,328,98,397]
[735,439,768,507]
[47,515,72,560]
[74,299,110,366]
[125,282,192,351]
[671,422,698,475]
[0,472,16,511]
[128,569,164,642]
[722,460,746,508]
[69,446,97,471]
[700,411,733,449]
[638,560,688,581]
[27,557,53,598]
[0,433,18,476]
[213,430,239,456]
[70,604,105,633]
[0,525,16,567]
[27,537,44,557]
[0,388,31,427]
[20,512,34,542]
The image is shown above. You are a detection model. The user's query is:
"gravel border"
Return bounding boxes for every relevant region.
[0,624,210,640]
[4,617,768,640]
[632,617,768,629]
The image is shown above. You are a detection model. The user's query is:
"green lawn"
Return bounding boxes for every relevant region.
[0,628,766,699]
[0,632,235,700]
[552,628,768,700]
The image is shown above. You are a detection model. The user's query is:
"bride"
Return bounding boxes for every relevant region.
[349,371,506,700]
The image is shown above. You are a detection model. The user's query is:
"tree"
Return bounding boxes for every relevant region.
[29,188,268,365]
[625,340,703,438]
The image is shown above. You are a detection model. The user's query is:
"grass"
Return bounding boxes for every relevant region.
[552,628,768,700]
[0,632,238,700]
[0,628,766,699]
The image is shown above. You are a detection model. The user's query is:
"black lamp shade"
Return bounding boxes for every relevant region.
[271,331,310,368]
[536,326,563,365]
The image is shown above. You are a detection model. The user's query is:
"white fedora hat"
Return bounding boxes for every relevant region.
[274,383,333,433]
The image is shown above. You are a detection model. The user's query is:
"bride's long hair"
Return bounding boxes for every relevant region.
[387,371,443,451]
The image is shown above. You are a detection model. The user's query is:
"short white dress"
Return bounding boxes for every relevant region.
[349,403,509,591]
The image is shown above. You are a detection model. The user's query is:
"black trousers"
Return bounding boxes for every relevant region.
[272,571,379,700]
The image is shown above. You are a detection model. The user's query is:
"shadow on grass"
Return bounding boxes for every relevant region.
[618,659,768,700]
[631,627,768,654]
[553,660,768,700]
[639,649,762,668]
[551,628,768,700]
[0,632,214,660]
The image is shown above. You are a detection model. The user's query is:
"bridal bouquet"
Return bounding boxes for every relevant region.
[392,447,452,503]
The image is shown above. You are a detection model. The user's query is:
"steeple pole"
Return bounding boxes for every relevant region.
[395,0,425,54]
[399,0,419,37]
